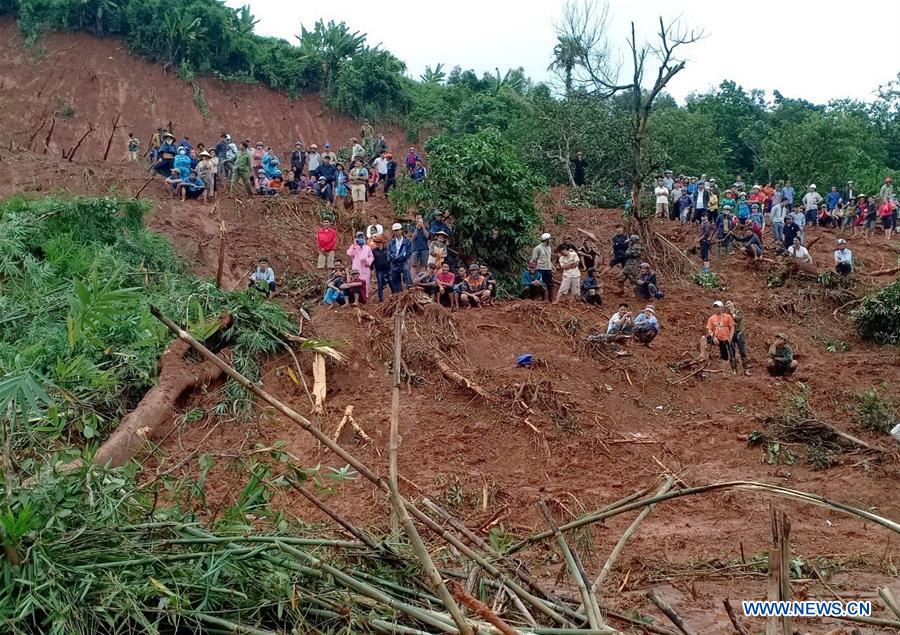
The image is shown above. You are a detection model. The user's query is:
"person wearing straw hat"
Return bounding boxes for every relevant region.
[196,151,214,200]
[152,132,178,175]
[767,333,797,377]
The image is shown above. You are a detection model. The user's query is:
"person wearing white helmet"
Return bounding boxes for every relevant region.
[706,300,736,374]
[802,184,823,226]
[531,233,555,301]
[834,238,853,275]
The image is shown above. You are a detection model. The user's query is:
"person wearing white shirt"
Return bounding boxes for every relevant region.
[654,178,670,218]
[607,303,634,335]
[249,257,276,299]
[366,215,385,240]
[834,239,852,275]
[555,245,581,303]
[770,201,787,244]
[787,237,813,264]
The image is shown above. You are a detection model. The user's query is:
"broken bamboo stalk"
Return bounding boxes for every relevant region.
[448,580,518,635]
[390,312,403,533]
[215,218,226,288]
[387,478,473,635]
[878,586,900,621]
[589,476,675,597]
[646,590,697,635]
[288,479,378,550]
[428,350,491,399]
[538,500,604,630]
[505,479,900,556]
[722,599,749,635]
[149,305,570,628]
[102,113,121,161]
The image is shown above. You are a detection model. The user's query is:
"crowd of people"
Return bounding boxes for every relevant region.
[133,127,894,382]
[652,171,897,278]
[135,122,427,208]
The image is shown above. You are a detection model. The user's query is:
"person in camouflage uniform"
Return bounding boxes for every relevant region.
[726,299,750,375]
[617,234,643,293]
[361,119,375,158]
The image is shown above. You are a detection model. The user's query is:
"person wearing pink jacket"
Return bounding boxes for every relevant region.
[346,231,374,302]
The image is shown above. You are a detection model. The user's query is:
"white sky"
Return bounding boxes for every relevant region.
[228,0,900,104]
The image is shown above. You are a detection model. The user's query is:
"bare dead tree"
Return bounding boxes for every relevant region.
[102,113,122,161]
[64,124,97,162]
[558,0,704,212]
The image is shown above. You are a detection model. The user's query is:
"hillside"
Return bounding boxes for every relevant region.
[2,25,900,635]
[0,19,407,162]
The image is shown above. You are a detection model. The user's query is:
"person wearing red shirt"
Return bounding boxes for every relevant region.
[317,218,338,269]
[435,262,458,309]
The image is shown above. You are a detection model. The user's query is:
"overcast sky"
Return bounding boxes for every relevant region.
[227,0,900,105]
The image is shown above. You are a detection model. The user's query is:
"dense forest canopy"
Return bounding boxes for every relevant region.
[1,0,898,194]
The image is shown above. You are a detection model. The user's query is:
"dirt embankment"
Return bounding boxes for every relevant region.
[0,19,407,163]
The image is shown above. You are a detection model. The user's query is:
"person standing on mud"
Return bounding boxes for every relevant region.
[230,141,253,195]
[608,224,630,271]
[148,128,162,162]
[127,132,141,162]
[726,299,750,376]
[531,233,555,301]
[349,158,369,216]
[706,300,736,374]
[361,120,375,156]
[388,223,411,293]
[290,142,306,179]
[617,235,643,294]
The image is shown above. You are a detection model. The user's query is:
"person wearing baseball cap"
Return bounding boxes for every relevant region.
[633,305,659,346]
[307,144,321,176]
[531,233,554,300]
[767,333,797,377]
[706,300,737,374]
[388,222,411,293]
[834,238,853,276]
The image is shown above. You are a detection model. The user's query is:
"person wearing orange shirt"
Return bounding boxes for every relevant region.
[706,300,736,373]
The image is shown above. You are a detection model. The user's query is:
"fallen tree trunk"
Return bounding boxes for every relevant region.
[61,315,231,472]
[93,339,226,468]
[426,351,491,400]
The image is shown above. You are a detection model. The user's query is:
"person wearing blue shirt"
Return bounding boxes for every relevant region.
[318,156,337,184]
[782,180,795,211]
[520,260,547,301]
[178,137,192,152]
[153,132,178,175]
[388,223,412,293]
[826,186,841,211]
[410,214,430,277]
[173,147,192,180]
[263,153,282,179]
[411,159,427,182]
[428,210,452,236]
[179,170,207,202]
[633,306,659,346]
[248,257,276,299]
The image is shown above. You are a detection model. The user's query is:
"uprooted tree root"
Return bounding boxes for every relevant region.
[61,315,232,472]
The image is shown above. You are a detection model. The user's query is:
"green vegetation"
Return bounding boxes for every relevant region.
[855,385,897,433]
[0,195,296,475]
[852,280,900,345]
[391,128,542,275]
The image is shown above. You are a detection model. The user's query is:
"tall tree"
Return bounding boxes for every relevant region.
[557,0,703,212]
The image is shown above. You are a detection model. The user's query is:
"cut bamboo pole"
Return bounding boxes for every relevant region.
[387,478,473,635]
[646,590,697,635]
[390,312,403,532]
[288,478,379,550]
[879,586,900,620]
[538,501,604,630]
[587,476,675,607]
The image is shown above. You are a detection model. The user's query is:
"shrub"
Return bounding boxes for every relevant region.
[851,280,900,345]
[855,386,897,433]
[417,128,543,275]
